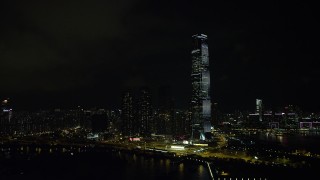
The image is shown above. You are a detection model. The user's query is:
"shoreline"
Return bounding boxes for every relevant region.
[1,140,317,179]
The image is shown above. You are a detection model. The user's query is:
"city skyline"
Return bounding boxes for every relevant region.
[1,1,319,112]
[1,1,320,179]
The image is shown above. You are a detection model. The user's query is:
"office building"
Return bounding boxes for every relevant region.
[190,34,212,140]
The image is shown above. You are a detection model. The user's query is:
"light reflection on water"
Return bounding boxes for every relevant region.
[179,163,184,174]
[256,131,320,153]
[277,135,284,143]
[113,152,209,179]
[150,157,154,166]
[159,159,163,166]
[198,165,204,175]
[165,159,170,172]
[0,145,210,180]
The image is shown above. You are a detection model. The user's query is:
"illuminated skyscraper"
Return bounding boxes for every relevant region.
[1,98,12,123]
[121,91,134,136]
[256,99,263,121]
[190,34,211,140]
[137,87,153,136]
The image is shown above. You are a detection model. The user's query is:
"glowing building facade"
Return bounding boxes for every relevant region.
[190,34,211,139]
[256,99,263,122]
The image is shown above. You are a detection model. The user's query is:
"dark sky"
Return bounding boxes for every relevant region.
[0,0,319,112]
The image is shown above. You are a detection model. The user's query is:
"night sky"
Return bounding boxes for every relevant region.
[0,0,319,112]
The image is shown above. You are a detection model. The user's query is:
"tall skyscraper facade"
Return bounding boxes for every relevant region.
[121,91,134,136]
[137,87,153,136]
[190,34,211,139]
[256,99,263,121]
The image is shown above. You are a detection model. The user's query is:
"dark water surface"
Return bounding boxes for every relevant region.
[255,131,320,153]
[0,149,210,180]
[2,131,320,180]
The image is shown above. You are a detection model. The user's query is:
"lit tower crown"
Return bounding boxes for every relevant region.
[191,34,211,135]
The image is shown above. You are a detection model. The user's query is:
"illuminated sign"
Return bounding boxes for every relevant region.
[129,137,141,141]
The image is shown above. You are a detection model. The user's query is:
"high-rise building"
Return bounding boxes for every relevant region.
[190,34,211,140]
[157,86,175,135]
[256,99,263,121]
[121,91,134,136]
[137,87,153,136]
[174,109,189,136]
[248,99,264,128]
[1,98,12,123]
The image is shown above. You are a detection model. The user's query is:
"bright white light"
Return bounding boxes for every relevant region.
[194,143,208,147]
[171,145,185,150]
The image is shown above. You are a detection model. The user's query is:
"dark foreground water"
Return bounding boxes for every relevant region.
[2,131,320,180]
[0,149,210,180]
[255,131,320,153]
